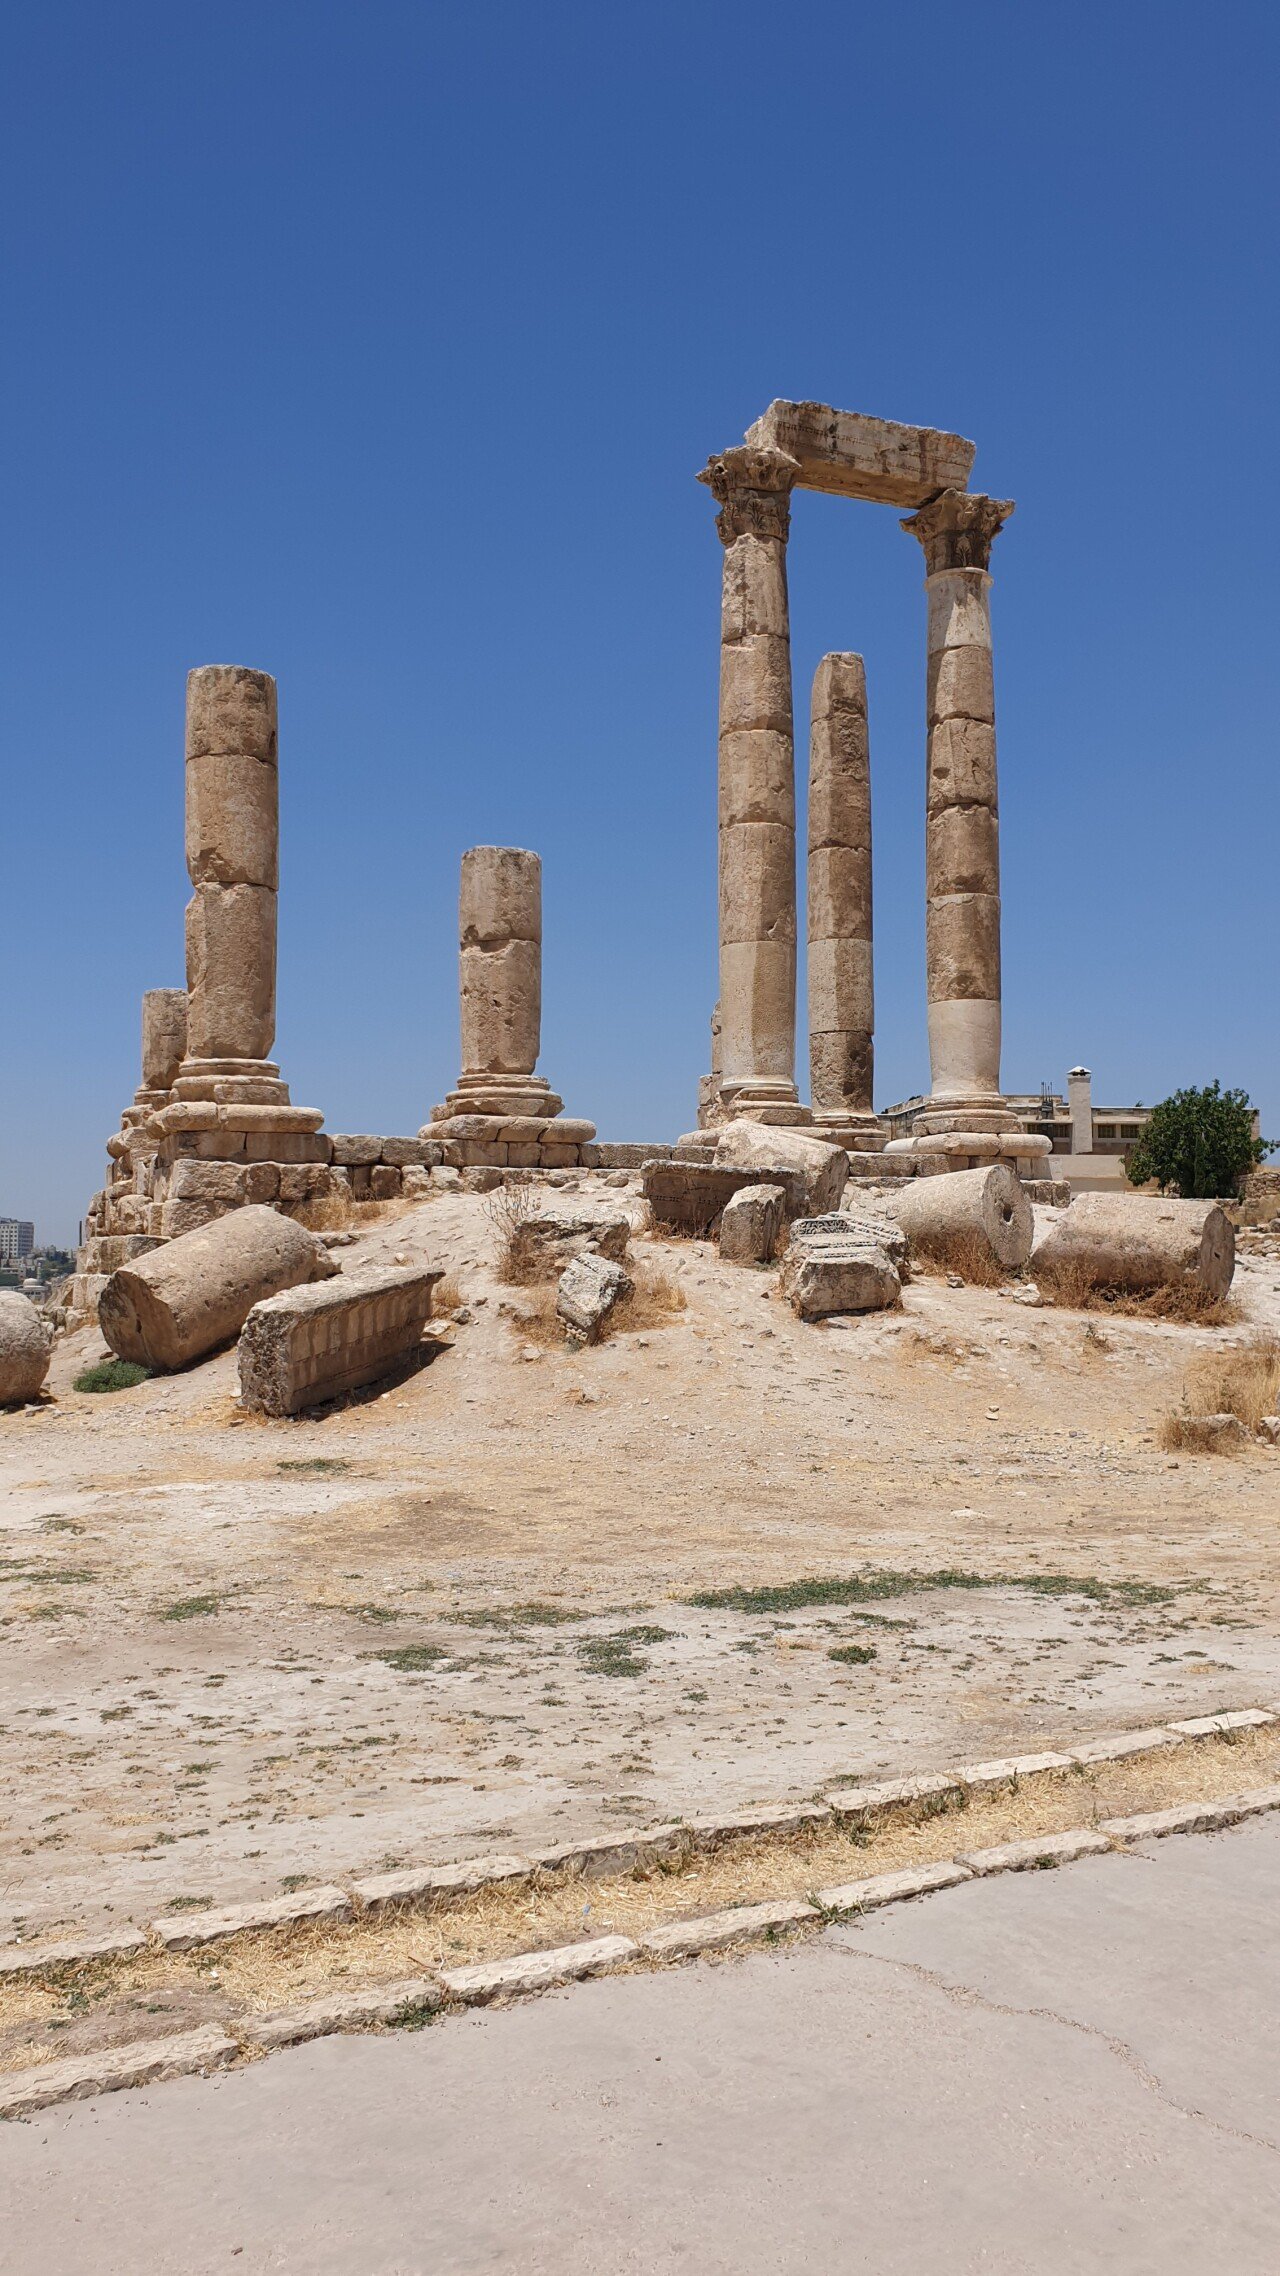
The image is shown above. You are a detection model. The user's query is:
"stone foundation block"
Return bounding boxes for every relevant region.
[167,1160,249,1206]
[712,1119,848,1217]
[556,1252,632,1344]
[370,1165,403,1199]
[238,1263,444,1416]
[719,1183,786,1265]
[330,1135,382,1166]
[780,1225,901,1319]
[581,1143,673,1170]
[538,1145,578,1168]
[381,1137,440,1167]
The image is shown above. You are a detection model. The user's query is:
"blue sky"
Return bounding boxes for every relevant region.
[3,3,1277,1245]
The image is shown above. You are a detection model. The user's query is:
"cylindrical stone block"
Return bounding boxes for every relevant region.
[99,1204,335,1372]
[807,653,873,1115]
[895,1161,1032,1274]
[0,1292,51,1405]
[719,822,798,948]
[183,667,279,1064]
[458,848,541,1077]
[924,571,1000,1095]
[140,989,188,1093]
[185,884,277,1062]
[1032,1194,1235,1301]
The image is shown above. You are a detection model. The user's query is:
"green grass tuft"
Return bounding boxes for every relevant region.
[74,1360,151,1394]
[373,1644,448,1673]
[685,1570,1173,1615]
[156,1594,221,1622]
[828,1643,877,1666]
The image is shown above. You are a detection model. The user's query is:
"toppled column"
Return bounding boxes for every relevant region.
[807,654,884,1150]
[426,848,595,1168]
[0,1293,52,1405]
[1032,1194,1235,1302]
[148,668,328,1231]
[894,1161,1033,1276]
[886,495,1048,1178]
[697,444,808,1127]
[100,1205,336,1371]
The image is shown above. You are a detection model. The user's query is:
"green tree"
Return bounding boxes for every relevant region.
[1124,1082,1271,1199]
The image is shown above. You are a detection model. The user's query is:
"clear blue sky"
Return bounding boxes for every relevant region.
[3,3,1277,1246]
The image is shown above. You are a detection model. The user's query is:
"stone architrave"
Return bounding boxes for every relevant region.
[887,494,1049,1174]
[697,443,809,1127]
[426,847,595,1165]
[807,654,884,1148]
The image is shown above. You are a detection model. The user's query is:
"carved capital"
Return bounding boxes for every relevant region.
[699,444,799,545]
[902,490,1014,575]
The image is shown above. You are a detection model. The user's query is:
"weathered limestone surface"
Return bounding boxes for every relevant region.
[713,1120,848,1218]
[140,990,188,1095]
[181,668,279,1068]
[746,401,975,507]
[100,1205,336,1371]
[719,1183,786,1265]
[807,653,882,1144]
[0,1294,51,1405]
[519,1212,631,1271]
[237,1264,444,1416]
[698,445,806,1124]
[894,1161,1033,1274]
[780,1223,901,1319]
[1032,1194,1235,1300]
[556,1252,631,1344]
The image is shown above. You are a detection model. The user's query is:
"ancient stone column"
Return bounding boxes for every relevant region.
[901,492,1014,1124]
[807,653,883,1147]
[454,846,556,1115]
[182,665,280,1078]
[427,847,596,1163]
[697,443,807,1126]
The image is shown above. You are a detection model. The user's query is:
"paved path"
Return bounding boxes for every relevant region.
[3,1819,1279,2274]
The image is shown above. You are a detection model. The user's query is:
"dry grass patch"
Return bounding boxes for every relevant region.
[598,1264,686,1340]
[484,1180,545,1285]
[3,1724,1277,2071]
[1158,1333,1280,1452]
[1037,1255,1238,1326]
[908,1228,1006,1288]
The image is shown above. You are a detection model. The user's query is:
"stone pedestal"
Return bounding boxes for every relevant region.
[886,494,1048,1177]
[807,653,885,1150]
[697,445,809,1128]
[425,847,595,1168]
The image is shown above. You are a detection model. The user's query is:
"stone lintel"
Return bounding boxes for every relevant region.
[746,401,975,507]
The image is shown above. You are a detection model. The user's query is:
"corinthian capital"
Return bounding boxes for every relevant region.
[902,490,1014,575]
[698,444,799,545]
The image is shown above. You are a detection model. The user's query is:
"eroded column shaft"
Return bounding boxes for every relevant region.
[807,653,873,1116]
[458,845,542,1079]
[183,666,279,1063]
[140,989,187,1096]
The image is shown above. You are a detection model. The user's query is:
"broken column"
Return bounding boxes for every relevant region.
[426,847,595,1168]
[697,444,808,1127]
[807,654,884,1150]
[888,495,1048,1177]
[148,667,329,1232]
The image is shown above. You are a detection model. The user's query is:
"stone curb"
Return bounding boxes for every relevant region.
[2,1705,1275,1985]
[0,2026,237,2119]
[8,1783,1280,2119]
[957,1828,1114,1876]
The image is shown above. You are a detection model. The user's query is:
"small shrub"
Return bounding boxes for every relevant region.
[828,1643,877,1666]
[74,1360,151,1394]
[433,1274,462,1313]
[156,1594,221,1621]
[484,1179,545,1284]
[1157,1414,1244,1456]
[1183,1335,1280,1430]
[1124,1082,1271,1199]
[374,1644,448,1673]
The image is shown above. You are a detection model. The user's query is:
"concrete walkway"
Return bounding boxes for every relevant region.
[3,1818,1278,2274]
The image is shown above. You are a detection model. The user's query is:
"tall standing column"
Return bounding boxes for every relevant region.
[181,665,281,1085]
[901,492,1015,1124]
[697,443,808,1126]
[807,653,883,1146]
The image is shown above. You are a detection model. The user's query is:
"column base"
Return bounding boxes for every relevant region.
[809,1109,888,1152]
[430,1074,564,1123]
[884,1119,1052,1176]
[713,1078,812,1128]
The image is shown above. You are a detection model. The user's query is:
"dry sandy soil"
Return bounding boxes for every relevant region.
[3,1179,1278,1944]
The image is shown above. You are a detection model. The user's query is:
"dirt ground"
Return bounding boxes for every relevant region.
[3,1179,1278,1944]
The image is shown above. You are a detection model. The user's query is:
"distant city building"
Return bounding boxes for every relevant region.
[0,1220,36,1267]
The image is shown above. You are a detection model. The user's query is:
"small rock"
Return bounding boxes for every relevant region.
[454,1306,472,1324]
[1257,1415,1280,1445]
[556,1253,632,1346]
[519,1344,543,1363]
[947,1274,964,1290]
